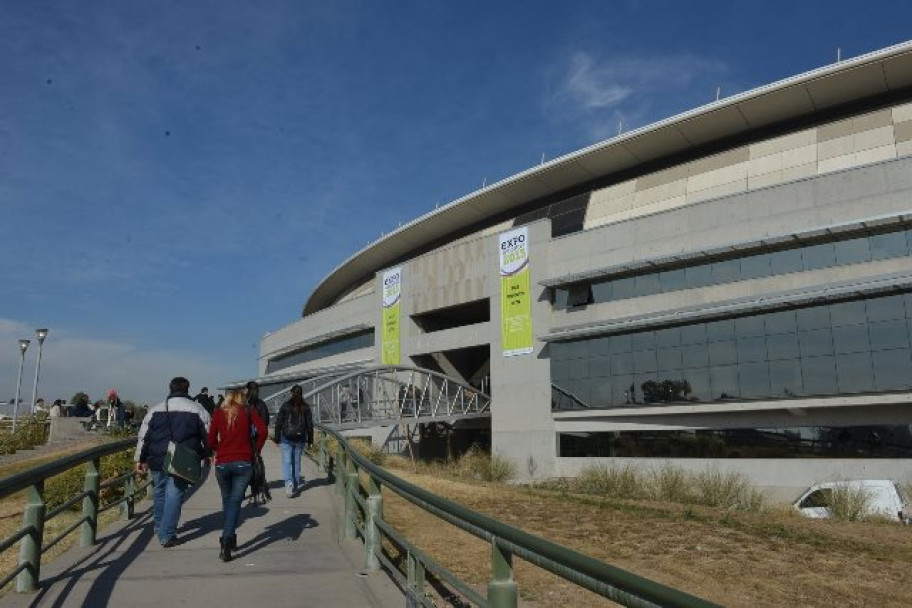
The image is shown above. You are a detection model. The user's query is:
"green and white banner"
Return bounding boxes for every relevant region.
[500,227,533,357]
[381,266,402,365]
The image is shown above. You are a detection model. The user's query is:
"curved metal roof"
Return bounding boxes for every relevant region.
[304,41,912,316]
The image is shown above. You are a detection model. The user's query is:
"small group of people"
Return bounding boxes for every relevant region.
[134,377,314,563]
[66,391,130,428]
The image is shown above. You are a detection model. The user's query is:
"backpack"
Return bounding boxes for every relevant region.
[282,406,308,441]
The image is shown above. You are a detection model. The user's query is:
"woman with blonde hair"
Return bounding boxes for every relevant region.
[207,388,267,561]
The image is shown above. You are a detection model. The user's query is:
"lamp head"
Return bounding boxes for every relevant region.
[18,339,30,354]
[36,328,48,342]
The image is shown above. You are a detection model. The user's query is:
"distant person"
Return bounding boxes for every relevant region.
[107,389,125,428]
[71,395,93,418]
[134,377,211,547]
[273,384,313,497]
[245,381,270,427]
[194,387,215,416]
[216,394,224,409]
[49,399,63,418]
[207,388,266,561]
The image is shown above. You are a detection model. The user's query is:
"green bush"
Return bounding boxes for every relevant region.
[693,467,762,510]
[573,463,643,498]
[827,483,873,522]
[43,448,137,512]
[649,463,691,503]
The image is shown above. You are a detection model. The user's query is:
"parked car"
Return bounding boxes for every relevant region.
[793,479,909,523]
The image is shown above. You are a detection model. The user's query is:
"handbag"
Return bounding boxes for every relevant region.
[162,398,202,484]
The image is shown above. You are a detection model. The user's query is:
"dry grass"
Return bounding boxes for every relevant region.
[378,462,912,607]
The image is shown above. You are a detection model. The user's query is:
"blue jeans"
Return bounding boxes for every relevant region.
[215,461,252,539]
[280,439,306,491]
[151,470,190,545]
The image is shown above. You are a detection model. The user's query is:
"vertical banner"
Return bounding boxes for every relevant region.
[381,267,402,365]
[500,227,533,357]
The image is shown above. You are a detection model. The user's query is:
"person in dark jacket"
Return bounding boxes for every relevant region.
[245,381,270,427]
[134,377,210,547]
[272,385,313,498]
[194,387,215,416]
[207,388,266,561]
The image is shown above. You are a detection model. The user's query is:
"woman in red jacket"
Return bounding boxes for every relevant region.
[207,388,267,561]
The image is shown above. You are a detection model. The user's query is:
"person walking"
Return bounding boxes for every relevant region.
[273,384,313,497]
[134,377,210,547]
[207,388,266,561]
[245,381,270,427]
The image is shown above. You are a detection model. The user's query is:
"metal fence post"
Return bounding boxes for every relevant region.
[365,474,383,571]
[145,470,155,500]
[334,447,345,496]
[16,481,45,593]
[407,550,425,599]
[342,457,358,540]
[488,538,518,608]
[122,473,135,520]
[81,457,100,547]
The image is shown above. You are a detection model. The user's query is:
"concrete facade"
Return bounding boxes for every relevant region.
[254,44,912,498]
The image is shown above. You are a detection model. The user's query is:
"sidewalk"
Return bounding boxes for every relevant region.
[0,443,403,607]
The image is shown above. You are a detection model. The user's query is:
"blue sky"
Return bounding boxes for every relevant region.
[2,1,910,405]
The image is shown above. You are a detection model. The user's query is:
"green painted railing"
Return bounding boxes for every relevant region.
[316,425,722,608]
[0,438,149,593]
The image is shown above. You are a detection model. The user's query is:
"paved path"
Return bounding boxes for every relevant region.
[0,443,403,608]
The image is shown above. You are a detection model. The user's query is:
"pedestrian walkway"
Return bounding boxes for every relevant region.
[0,443,403,607]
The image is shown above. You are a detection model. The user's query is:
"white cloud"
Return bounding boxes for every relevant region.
[546,51,730,142]
[0,318,239,408]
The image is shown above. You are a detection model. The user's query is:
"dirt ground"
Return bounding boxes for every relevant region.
[379,466,912,607]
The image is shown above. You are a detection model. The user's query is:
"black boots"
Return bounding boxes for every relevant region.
[219,536,232,562]
[219,535,238,562]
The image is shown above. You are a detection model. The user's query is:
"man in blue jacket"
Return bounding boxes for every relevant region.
[134,377,210,547]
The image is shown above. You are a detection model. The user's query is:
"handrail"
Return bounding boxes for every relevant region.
[317,424,720,608]
[0,436,150,592]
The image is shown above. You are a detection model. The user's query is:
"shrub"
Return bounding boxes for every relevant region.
[827,483,873,522]
[573,463,642,499]
[649,463,692,503]
[693,467,763,511]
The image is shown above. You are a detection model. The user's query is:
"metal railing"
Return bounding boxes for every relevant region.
[0,438,149,592]
[263,365,491,430]
[315,426,721,608]
[551,384,590,411]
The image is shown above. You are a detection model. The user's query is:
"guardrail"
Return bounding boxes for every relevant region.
[0,438,149,592]
[315,425,721,608]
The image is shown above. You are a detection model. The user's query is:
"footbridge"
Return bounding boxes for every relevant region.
[261,365,492,431]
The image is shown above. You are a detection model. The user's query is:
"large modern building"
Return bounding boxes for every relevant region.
[250,42,912,498]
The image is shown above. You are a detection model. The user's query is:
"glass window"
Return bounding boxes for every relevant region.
[612,276,635,300]
[740,253,771,280]
[685,264,714,289]
[710,365,739,399]
[553,288,569,309]
[634,372,658,401]
[802,242,836,271]
[680,343,710,368]
[611,376,635,404]
[633,350,658,373]
[739,362,771,398]
[610,334,632,354]
[869,230,908,260]
[708,339,738,366]
[830,301,867,327]
[566,340,589,360]
[736,316,766,338]
[610,352,634,375]
[769,359,804,397]
[737,336,768,363]
[589,355,611,378]
[868,319,911,351]
[591,280,612,304]
[799,328,834,357]
[655,327,681,348]
[769,248,804,274]
[550,342,570,362]
[866,295,906,323]
[680,324,708,345]
[836,352,874,393]
[590,378,613,406]
[567,284,592,307]
[707,319,735,342]
[832,324,871,354]
[590,337,612,356]
[681,368,711,401]
[659,268,687,292]
[765,310,797,335]
[711,259,741,284]
[656,347,683,371]
[551,361,571,382]
[872,348,912,391]
[767,333,800,360]
[802,355,837,395]
[834,237,871,265]
[633,273,661,297]
[797,306,831,331]
[567,358,590,380]
[631,331,655,352]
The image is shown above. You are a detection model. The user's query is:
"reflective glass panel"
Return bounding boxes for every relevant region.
[802,242,836,270]
[835,352,874,393]
[834,237,871,265]
[872,348,912,391]
[868,319,911,351]
[802,355,837,394]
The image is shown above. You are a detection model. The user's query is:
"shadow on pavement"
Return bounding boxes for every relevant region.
[235,513,318,558]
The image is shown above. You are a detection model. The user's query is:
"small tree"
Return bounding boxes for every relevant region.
[70,391,89,405]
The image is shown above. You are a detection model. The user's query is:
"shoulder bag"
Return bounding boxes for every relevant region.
[162,397,203,484]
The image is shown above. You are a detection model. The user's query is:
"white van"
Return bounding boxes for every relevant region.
[793,479,908,522]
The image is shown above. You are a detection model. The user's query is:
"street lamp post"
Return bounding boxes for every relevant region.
[12,339,30,432]
[29,329,49,415]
